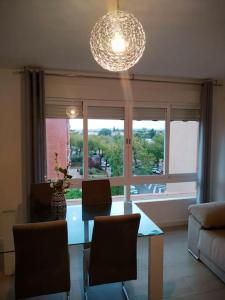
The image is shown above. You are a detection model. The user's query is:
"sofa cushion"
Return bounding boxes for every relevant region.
[198,229,225,271]
[189,202,225,229]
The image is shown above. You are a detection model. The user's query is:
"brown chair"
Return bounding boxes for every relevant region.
[83,213,141,300]
[30,182,53,208]
[82,179,112,206]
[82,203,112,221]
[13,220,70,299]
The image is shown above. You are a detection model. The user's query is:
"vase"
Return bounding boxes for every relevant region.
[51,191,67,219]
[51,191,66,209]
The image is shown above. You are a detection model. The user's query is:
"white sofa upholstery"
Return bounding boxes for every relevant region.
[188,202,225,283]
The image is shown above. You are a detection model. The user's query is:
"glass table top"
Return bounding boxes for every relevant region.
[0,201,164,254]
[66,201,163,245]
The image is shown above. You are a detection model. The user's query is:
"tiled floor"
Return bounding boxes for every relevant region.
[1,227,225,299]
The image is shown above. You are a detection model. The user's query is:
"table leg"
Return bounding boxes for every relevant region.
[148,235,164,300]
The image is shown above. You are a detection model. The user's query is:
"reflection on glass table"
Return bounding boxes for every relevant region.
[66,201,163,245]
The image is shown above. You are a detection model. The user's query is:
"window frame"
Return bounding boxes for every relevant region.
[46,100,199,201]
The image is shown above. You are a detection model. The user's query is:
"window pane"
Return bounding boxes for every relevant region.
[88,119,124,178]
[65,186,124,202]
[65,188,82,201]
[111,186,125,201]
[130,182,196,201]
[169,121,199,174]
[69,119,83,178]
[132,120,165,176]
[46,119,70,179]
[46,118,83,180]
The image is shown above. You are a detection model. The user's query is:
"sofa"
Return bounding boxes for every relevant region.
[188,201,225,283]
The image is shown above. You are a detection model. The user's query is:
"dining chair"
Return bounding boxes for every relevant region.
[13,220,70,299]
[30,182,52,208]
[83,213,141,300]
[82,203,112,221]
[82,179,112,206]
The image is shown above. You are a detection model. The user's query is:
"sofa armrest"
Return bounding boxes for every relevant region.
[189,202,225,229]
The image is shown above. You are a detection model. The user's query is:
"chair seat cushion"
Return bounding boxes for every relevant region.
[189,202,225,229]
[198,229,225,270]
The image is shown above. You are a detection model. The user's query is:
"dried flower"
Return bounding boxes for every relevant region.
[46,153,72,193]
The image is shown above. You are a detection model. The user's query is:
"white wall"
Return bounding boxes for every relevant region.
[0,69,23,213]
[0,69,23,273]
[210,81,225,201]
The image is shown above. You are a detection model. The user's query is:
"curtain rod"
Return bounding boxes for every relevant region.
[44,72,222,87]
[15,70,223,86]
[45,72,204,86]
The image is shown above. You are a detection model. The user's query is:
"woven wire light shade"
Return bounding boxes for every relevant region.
[90,10,146,72]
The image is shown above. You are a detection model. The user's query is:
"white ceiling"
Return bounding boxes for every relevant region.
[0,0,225,79]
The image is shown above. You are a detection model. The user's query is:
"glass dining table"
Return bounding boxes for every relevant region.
[5,200,164,300]
[49,201,164,300]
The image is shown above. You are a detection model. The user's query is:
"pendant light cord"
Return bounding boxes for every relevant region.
[117,0,119,10]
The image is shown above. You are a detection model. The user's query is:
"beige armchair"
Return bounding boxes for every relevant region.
[188,202,225,283]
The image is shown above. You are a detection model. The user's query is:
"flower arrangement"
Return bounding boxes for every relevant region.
[46,152,72,194]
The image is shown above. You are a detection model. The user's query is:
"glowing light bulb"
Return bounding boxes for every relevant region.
[66,107,77,118]
[111,32,126,53]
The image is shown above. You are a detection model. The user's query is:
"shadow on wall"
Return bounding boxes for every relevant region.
[0,202,26,275]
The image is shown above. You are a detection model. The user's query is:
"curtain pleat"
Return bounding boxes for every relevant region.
[24,68,46,185]
[197,81,213,203]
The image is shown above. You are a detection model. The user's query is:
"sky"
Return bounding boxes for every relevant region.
[70,119,165,131]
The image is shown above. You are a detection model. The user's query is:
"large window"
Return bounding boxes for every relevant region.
[46,102,199,202]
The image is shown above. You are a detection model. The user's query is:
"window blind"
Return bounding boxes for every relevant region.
[45,98,83,118]
[171,108,200,121]
[133,107,166,121]
[88,106,124,120]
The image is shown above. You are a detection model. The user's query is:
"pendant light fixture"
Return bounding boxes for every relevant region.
[90,0,146,72]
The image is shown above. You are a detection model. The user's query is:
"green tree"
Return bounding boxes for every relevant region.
[70,132,83,151]
[98,128,112,136]
[111,186,124,196]
[132,136,156,175]
[107,136,123,177]
[149,128,156,138]
[149,133,164,166]
[70,132,83,166]
[88,135,102,154]
[65,188,82,200]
